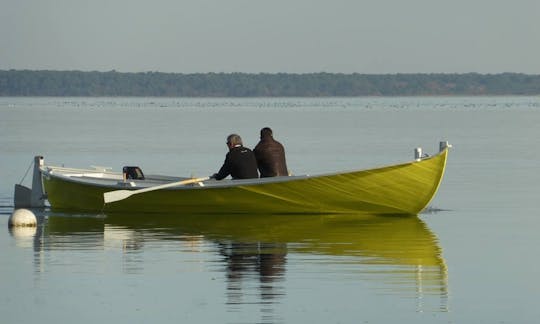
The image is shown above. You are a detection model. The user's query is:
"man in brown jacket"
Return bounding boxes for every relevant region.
[253,127,289,177]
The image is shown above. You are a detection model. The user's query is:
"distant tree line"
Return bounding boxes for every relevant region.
[1,70,540,96]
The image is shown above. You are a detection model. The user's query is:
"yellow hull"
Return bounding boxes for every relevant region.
[43,148,448,215]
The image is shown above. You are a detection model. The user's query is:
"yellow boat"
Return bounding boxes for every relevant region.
[18,142,450,215]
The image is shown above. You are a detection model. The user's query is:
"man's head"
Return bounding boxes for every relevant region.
[260,127,273,139]
[226,134,243,149]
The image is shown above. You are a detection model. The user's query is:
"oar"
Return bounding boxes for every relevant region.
[103,176,210,204]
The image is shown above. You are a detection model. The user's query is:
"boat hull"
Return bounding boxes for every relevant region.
[42,148,448,215]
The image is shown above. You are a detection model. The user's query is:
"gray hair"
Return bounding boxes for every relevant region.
[227,134,243,146]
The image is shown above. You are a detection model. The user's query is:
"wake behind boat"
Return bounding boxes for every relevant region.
[14,142,450,215]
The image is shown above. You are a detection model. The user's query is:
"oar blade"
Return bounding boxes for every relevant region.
[103,176,211,204]
[103,189,133,204]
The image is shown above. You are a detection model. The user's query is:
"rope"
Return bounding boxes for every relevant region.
[18,158,34,185]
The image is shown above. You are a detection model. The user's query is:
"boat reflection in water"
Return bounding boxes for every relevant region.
[25,212,448,313]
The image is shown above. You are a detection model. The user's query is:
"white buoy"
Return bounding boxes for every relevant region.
[8,208,37,227]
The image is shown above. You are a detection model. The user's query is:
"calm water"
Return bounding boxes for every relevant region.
[1,97,539,323]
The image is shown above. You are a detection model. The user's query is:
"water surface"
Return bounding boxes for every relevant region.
[1,97,539,323]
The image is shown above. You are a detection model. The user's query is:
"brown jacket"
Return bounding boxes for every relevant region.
[253,136,288,177]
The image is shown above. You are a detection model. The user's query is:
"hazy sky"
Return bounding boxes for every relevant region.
[1,0,539,73]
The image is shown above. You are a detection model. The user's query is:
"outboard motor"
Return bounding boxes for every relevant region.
[14,156,46,208]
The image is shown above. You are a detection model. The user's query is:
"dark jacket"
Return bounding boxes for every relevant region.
[214,146,259,180]
[253,136,288,177]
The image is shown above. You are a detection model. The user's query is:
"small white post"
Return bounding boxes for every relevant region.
[439,141,452,152]
[414,147,422,161]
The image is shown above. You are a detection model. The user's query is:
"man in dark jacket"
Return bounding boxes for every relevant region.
[253,127,289,177]
[211,134,259,180]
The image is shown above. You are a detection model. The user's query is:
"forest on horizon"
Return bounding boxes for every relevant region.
[1,70,540,97]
